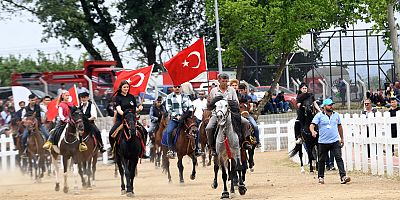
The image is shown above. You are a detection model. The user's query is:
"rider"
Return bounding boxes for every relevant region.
[238,83,260,147]
[148,96,166,140]
[164,84,203,159]
[21,94,50,155]
[79,92,106,153]
[295,83,321,144]
[206,73,252,156]
[108,80,143,152]
[43,90,88,151]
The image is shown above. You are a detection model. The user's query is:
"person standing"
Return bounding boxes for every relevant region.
[76,82,89,94]
[388,97,399,153]
[310,99,351,184]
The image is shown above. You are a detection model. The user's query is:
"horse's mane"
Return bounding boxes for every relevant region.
[207,95,224,110]
[178,110,193,128]
[227,100,242,136]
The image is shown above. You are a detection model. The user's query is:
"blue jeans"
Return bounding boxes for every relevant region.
[264,102,277,113]
[164,120,179,149]
[247,116,260,143]
[276,101,289,112]
[22,124,50,147]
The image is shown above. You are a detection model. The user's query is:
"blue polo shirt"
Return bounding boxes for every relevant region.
[311,111,341,144]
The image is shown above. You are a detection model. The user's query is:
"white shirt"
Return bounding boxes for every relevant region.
[192,98,207,120]
[81,102,97,121]
[77,86,89,94]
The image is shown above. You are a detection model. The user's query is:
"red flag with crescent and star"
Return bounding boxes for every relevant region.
[164,38,207,85]
[46,85,79,121]
[114,65,154,96]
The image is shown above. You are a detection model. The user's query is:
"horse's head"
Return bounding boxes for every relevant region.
[239,102,250,118]
[160,112,169,127]
[123,109,136,136]
[24,112,38,132]
[183,111,198,137]
[70,107,85,136]
[215,99,229,126]
[302,96,315,116]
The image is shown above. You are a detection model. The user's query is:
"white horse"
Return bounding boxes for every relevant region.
[213,99,247,199]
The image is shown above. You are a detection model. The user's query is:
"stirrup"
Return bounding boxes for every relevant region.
[79,142,88,152]
[42,141,52,150]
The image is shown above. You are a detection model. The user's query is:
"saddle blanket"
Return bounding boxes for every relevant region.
[161,129,181,147]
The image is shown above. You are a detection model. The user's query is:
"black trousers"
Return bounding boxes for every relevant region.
[318,141,346,179]
[49,121,67,144]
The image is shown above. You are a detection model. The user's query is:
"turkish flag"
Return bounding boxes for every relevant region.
[46,86,79,121]
[114,65,153,96]
[164,38,207,85]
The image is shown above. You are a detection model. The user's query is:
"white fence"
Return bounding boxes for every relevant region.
[259,121,290,152]
[0,134,19,171]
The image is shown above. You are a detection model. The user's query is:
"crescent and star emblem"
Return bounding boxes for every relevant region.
[127,73,145,88]
[182,51,201,69]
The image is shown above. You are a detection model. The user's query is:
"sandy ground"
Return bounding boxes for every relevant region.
[1,151,400,200]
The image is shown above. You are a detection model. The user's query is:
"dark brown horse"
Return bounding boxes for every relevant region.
[10,119,28,173]
[50,108,85,194]
[162,111,199,183]
[25,113,46,182]
[239,102,257,172]
[76,119,99,189]
[199,109,212,167]
[153,112,169,168]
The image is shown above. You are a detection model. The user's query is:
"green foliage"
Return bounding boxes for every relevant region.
[0,51,83,86]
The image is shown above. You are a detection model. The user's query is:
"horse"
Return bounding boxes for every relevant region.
[289,94,319,174]
[162,110,199,183]
[10,118,29,174]
[50,108,85,194]
[114,108,143,197]
[239,101,257,173]
[76,117,99,189]
[212,99,247,199]
[199,109,212,167]
[152,111,169,168]
[25,113,46,181]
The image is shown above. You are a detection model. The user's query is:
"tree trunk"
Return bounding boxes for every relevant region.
[77,37,102,60]
[387,3,400,81]
[146,43,157,67]
[253,52,289,119]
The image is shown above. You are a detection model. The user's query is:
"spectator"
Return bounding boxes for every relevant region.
[192,91,207,125]
[77,82,89,94]
[310,99,351,184]
[394,82,400,97]
[263,97,278,114]
[275,91,289,113]
[336,78,346,106]
[248,88,258,103]
[14,101,26,120]
[389,97,400,153]
[361,98,377,158]
[57,83,66,96]
[0,106,11,125]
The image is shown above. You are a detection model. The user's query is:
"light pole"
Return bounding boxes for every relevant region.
[214,0,223,73]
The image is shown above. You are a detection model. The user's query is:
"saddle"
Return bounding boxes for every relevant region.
[111,124,123,138]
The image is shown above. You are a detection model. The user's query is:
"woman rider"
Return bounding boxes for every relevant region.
[43,90,88,151]
[295,83,321,143]
[108,80,143,149]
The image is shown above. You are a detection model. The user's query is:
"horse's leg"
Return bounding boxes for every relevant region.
[220,163,229,199]
[78,162,86,188]
[177,157,184,183]
[236,157,247,195]
[122,159,133,196]
[207,148,212,166]
[72,161,80,195]
[92,155,98,187]
[117,157,126,195]
[307,144,314,174]
[52,155,60,191]
[230,159,236,194]
[190,155,197,180]
[28,155,33,179]
[248,147,255,172]
[114,162,118,178]
[211,156,219,189]
[299,145,305,173]
[62,157,69,193]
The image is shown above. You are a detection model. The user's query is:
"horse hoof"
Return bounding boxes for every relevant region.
[63,186,69,193]
[221,191,229,199]
[121,190,126,195]
[190,174,196,180]
[301,167,305,174]
[211,181,218,189]
[207,162,211,166]
[126,192,134,197]
[238,185,247,195]
[55,183,60,191]
[250,168,254,172]
[180,179,184,183]
[310,171,314,176]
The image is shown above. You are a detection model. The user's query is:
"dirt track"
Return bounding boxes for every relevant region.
[1,151,400,200]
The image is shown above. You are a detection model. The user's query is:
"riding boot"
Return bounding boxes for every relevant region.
[206,128,217,156]
[94,131,106,153]
[194,133,204,157]
[167,133,175,159]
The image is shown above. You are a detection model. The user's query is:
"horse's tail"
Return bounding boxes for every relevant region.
[288,143,302,158]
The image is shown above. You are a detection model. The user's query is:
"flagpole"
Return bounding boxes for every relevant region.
[203,37,210,95]
[140,64,154,106]
[214,0,223,73]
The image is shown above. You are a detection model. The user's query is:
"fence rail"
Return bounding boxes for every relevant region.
[0,134,18,170]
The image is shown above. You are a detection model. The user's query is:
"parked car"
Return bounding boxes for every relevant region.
[255,86,297,109]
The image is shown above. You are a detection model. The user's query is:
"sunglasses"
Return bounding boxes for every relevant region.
[364,103,370,105]
[174,86,181,88]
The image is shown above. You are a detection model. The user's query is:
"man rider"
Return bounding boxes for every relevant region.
[79,92,106,153]
[206,74,252,156]
[238,83,260,147]
[164,84,203,159]
[148,96,166,139]
[21,94,50,155]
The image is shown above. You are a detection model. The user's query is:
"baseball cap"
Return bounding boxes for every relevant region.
[321,99,335,107]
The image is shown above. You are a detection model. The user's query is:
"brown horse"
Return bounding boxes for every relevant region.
[76,119,98,189]
[10,119,28,173]
[25,114,46,182]
[153,112,169,168]
[162,111,199,183]
[50,108,85,194]
[199,109,212,167]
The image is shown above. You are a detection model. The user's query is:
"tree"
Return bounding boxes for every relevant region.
[205,0,363,118]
